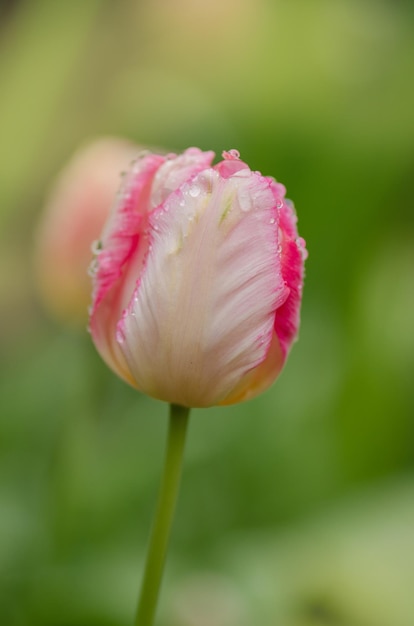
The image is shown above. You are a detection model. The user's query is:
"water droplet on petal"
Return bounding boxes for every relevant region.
[297,236,308,260]
[276,199,283,209]
[189,185,200,198]
[91,239,102,255]
[116,326,125,344]
[88,259,98,277]
[222,149,240,160]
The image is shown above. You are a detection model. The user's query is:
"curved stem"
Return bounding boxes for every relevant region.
[134,403,190,626]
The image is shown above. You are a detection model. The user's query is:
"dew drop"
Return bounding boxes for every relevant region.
[87,259,98,277]
[189,185,200,198]
[297,237,309,260]
[91,239,102,255]
[276,199,283,209]
[223,149,240,160]
[269,217,276,225]
[116,328,125,344]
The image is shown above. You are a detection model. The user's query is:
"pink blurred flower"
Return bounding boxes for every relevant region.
[89,148,307,407]
[34,138,139,325]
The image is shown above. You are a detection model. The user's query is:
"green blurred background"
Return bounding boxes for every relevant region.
[1,1,414,624]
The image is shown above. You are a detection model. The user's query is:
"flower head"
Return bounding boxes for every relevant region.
[89,148,307,407]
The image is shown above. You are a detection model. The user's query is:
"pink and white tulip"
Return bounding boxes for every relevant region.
[89,148,307,407]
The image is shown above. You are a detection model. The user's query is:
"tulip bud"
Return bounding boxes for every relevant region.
[34,138,139,326]
[89,148,307,407]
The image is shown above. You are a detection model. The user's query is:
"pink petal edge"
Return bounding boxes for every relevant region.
[268,181,307,357]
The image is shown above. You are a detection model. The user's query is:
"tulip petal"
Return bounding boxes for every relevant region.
[270,191,307,357]
[219,181,302,405]
[219,330,284,405]
[118,165,289,407]
[89,152,165,383]
[90,148,217,385]
[227,188,307,402]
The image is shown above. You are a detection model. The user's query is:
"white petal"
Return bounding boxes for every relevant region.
[118,167,288,407]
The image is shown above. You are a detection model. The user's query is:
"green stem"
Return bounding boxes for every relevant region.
[134,403,190,626]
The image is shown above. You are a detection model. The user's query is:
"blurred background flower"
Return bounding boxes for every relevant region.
[34,137,138,326]
[0,1,413,624]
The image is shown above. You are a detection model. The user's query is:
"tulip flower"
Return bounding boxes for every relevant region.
[34,137,139,325]
[88,147,306,626]
[89,147,306,407]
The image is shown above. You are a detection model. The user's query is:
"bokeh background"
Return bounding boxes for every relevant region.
[1,1,414,625]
